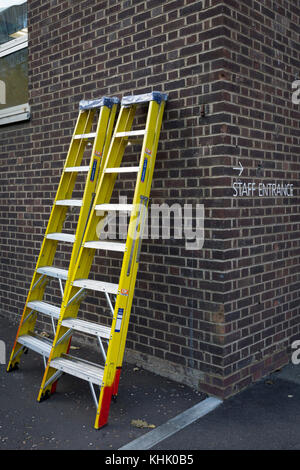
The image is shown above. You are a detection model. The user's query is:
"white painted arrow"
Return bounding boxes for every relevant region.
[233,161,243,176]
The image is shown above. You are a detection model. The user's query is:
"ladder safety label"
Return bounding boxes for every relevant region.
[115,308,124,332]
[120,288,129,296]
[90,160,97,181]
[145,147,151,156]
[141,158,148,182]
[95,150,102,157]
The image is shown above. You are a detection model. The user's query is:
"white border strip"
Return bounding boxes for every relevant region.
[0,35,27,58]
[119,397,222,450]
[0,103,30,125]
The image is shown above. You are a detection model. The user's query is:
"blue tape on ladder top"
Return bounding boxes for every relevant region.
[79,97,120,110]
[121,91,168,106]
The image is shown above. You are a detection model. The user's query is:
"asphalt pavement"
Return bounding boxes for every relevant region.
[1,315,300,451]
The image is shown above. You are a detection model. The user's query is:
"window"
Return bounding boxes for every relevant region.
[0,0,29,125]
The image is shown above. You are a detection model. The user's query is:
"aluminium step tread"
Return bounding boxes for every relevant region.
[56,199,83,207]
[72,278,119,294]
[61,317,111,339]
[36,266,68,280]
[64,166,90,172]
[115,130,146,137]
[27,300,61,319]
[104,166,140,173]
[94,203,134,211]
[73,133,96,139]
[46,233,75,243]
[18,333,52,357]
[50,355,104,385]
[84,240,126,252]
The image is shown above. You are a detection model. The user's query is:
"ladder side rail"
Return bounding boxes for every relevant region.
[114,99,166,378]
[95,100,165,429]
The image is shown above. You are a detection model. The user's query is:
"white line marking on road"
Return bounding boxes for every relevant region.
[119,396,222,450]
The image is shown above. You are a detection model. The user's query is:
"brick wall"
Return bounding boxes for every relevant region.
[213,0,300,398]
[0,0,299,398]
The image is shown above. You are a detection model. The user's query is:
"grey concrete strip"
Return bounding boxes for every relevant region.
[273,363,300,385]
[119,397,223,450]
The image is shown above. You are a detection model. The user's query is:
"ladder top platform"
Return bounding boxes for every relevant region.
[79,96,120,111]
[121,91,168,106]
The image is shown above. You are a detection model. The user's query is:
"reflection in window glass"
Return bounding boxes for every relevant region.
[0,1,27,45]
[0,1,28,124]
[0,48,27,110]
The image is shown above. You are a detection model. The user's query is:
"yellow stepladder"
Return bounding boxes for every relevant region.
[7,97,119,377]
[37,91,167,428]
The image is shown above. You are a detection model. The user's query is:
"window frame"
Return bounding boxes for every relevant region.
[0,14,30,126]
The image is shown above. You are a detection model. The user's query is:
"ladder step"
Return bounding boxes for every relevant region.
[56,199,83,207]
[18,333,52,357]
[84,241,126,252]
[36,266,68,280]
[64,166,90,173]
[73,133,96,139]
[73,279,119,294]
[50,355,104,385]
[27,301,60,319]
[46,233,75,243]
[115,130,145,137]
[61,318,111,339]
[104,167,139,174]
[95,203,134,211]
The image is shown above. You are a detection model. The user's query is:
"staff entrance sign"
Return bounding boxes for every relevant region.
[233,181,294,197]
